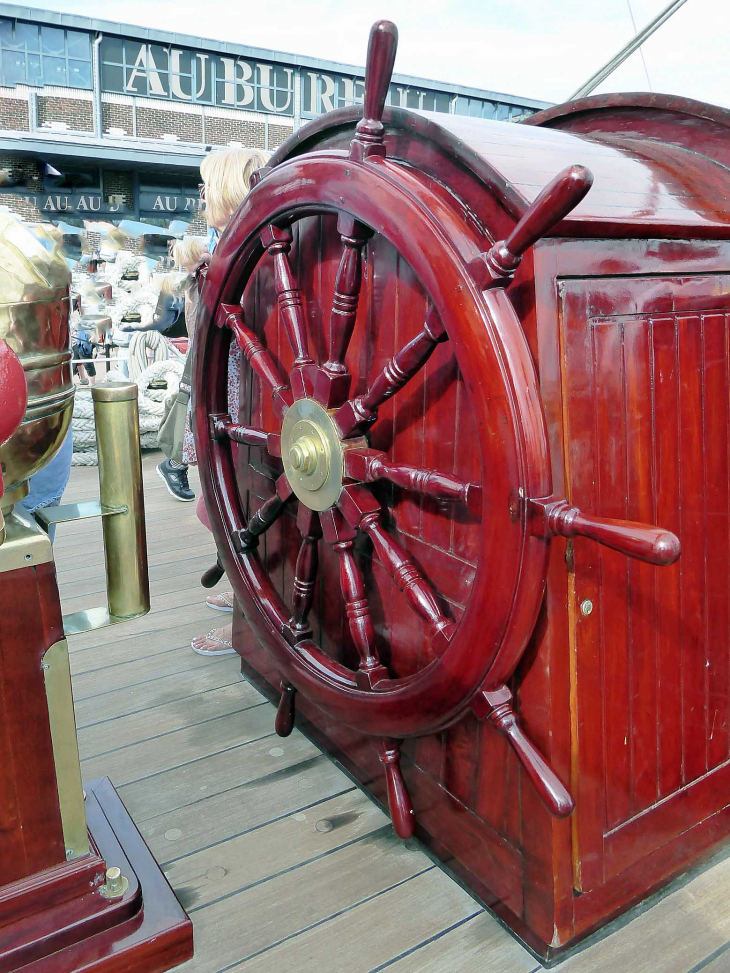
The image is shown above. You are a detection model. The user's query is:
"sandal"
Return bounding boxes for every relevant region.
[205,590,234,613]
[191,626,236,657]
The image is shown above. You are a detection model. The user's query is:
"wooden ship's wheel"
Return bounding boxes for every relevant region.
[193,22,680,838]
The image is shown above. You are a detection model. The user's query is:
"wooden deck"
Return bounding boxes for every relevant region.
[55,452,730,973]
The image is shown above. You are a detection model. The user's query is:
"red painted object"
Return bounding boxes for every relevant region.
[0,555,193,972]
[0,340,27,499]
[193,20,730,959]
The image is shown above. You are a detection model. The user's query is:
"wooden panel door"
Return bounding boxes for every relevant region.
[561,273,730,892]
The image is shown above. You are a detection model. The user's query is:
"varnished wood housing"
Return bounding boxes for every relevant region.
[0,555,193,971]
[198,89,730,957]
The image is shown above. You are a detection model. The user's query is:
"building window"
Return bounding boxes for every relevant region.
[0,18,92,89]
[100,38,294,115]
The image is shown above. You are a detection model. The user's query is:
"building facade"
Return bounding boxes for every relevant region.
[0,5,551,232]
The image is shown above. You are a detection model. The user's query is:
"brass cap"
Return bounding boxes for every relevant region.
[92,381,138,403]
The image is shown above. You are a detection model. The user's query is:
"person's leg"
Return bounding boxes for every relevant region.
[157,458,195,502]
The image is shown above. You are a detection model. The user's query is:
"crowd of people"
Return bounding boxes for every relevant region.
[19,144,269,659]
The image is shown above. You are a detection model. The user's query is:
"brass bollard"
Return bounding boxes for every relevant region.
[38,380,151,635]
[92,382,149,620]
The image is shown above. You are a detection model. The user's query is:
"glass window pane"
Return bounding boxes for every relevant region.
[69,59,92,87]
[1,49,26,84]
[66,30,90,59]
[125,65,147,95]
[41,26,65,56]
[17,22,39,51]
[406,88,420,109]
[454,95,468,115]
[0,20,21,50]
[27,52,42,84]
[100,37,124,63]
[170,72,192,98]
[149,44,168,72]
[43,55,67,85]
[101,61,124,91]
[434,92,450,113]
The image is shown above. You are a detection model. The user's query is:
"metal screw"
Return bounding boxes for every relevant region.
[41,663,50,671]
[24,553,32,561]
[580,599,594,616]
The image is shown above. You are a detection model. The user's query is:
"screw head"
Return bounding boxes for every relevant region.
[580,599,594,616]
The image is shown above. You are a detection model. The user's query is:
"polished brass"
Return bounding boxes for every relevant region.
[281,398,344,511]
[99,865,130,899]
[0,504,54,573]
[36,500,127,527]
[42,638,90,862]
[63,605,129,637]
[93,381,149,619]
[0,214,74,494]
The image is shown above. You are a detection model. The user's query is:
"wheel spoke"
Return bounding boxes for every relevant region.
[334,307,446,438]
[320,508,389,687]
[215,304,292,418]
[337,485,450,635]
[235,474,293,553]
[314,216,372,408]
[344,446,479,509]
[209,414,282,456]
[260,224,315,396]
[288,506,322,635]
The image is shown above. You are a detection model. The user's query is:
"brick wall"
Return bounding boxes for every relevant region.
[102,102,133,135]
[0,154,43,191]
[0,193,43,222]
[136,105,202,142]
[0,97,29,132]
[205,114,266,148]
[37,96,94,132]
[268,123,293,150]
[102,170,134,207]
[185,213,208,236]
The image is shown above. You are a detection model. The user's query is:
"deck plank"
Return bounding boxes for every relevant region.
[175,834,435,973]
[164,789,389,913]
[218,868,481,973]
[73,658,240,727]
[77,681,263,759]
[142,751,355,865]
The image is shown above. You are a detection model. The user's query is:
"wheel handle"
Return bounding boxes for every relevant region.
[471,164,594,289]
[351,20,398,161]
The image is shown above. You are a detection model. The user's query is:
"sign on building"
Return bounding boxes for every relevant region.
[100,38,295,115]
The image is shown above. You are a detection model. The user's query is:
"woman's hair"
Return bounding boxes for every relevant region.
[173,235,208,270]
[200,147,269,230]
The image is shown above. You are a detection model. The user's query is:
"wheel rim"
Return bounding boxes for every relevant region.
[194,153,551,738]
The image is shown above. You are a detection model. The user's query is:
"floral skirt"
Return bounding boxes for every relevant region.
[182,339,241,466]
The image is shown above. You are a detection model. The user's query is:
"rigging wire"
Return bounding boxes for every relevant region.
[627,0,654,91]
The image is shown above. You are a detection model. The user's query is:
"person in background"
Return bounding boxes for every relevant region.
[188,146,268,657]
[156,235,209,502]
[20,428,73,544]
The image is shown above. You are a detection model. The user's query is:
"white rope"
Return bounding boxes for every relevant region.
[71,358,183,465]
[128,331,169,381]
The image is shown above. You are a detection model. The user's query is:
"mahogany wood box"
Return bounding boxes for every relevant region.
[195,54,730,960]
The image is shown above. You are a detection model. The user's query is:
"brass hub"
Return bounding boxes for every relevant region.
[281,398,344,511]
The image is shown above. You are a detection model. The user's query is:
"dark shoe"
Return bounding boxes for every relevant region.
[157,460,195,502]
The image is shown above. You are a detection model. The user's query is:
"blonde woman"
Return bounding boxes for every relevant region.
[156,235,210,502]
[188,147,269,657]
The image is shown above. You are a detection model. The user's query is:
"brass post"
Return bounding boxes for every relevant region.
[92,382,149,619]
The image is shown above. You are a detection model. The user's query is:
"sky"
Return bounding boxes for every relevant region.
[14,0,730,108]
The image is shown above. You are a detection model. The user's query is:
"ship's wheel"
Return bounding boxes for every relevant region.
[193,22,680,838]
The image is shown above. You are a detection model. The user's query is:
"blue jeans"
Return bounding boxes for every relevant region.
[20,428,73,544]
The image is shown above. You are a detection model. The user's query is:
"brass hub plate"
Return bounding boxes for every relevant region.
[281,398,344,511]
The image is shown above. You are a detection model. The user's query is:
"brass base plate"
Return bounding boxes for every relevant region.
[281,398,343,511]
